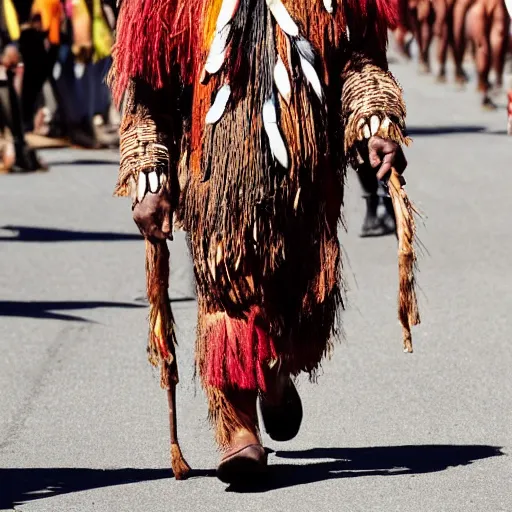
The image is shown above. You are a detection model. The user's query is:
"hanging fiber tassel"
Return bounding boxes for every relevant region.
[146,240,191,479]
[387,169,420,353]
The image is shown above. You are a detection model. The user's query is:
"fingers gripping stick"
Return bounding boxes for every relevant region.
[146,240,191,479]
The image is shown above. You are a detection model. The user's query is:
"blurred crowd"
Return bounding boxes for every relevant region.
[0,0,118,172]
[1,0,511,175]
[392,0,512,132]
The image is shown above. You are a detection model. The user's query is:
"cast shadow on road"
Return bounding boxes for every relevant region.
[0,445,503,506]
[227,444,504,493]
[0,467,213,509]
[0,225,141,242]
[0,300,146,321]
[407,125,486,136]
[49,159,119,167]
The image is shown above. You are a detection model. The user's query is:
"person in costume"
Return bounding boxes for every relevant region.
[0,3,46,172]
[408,0,434,73]
[466,0,509,108]
[393,0,414,59]
[431,0,460,83]
[110,0,409,483]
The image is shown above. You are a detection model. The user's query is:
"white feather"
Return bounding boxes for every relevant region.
[274,56,292,104]
[216,0,240,30]
[299,57,323,101]
[137,172,147,202]
[266,0,299,36]
[205,84,231,125]
[205,25,230,74]
[262,99,289,169]
[363,124,371,139]
[323,0,333,14]
[370,115,380,136]
[148,171,159,193]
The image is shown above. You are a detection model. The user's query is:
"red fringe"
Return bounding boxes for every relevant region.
[204,308,277,392]
[111,0,203,105]
[345,0,398,49]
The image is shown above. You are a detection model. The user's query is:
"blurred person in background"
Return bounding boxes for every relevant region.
[409,0,434,74]
[14,2,52,132]
[53,0,118,148]
[432,0,458,83]
[0,2,46,172]
[466,0,510,109]
[394,0,414,59]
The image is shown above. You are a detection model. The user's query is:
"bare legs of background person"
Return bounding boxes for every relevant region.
[469,0,509,108]
[411,1,435,73]
[453,0,478,83]
[433,0,456,82]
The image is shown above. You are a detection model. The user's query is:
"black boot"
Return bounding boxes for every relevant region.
[360,194,396,238]
[382,196,397,236]
[12,146,47,172]
[260,372,303,442]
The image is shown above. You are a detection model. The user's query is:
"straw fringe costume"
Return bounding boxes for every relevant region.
[110,0,408,482]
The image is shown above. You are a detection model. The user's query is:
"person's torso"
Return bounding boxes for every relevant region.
[187,0,350,180]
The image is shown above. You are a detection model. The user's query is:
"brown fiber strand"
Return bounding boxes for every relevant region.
[206,387,259,447]
[170,443,191,480]
[388,169,420,353]
[145,240,179,386]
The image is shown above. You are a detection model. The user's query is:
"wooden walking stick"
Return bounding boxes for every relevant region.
[387,168,421,353]
[145,239,191,479]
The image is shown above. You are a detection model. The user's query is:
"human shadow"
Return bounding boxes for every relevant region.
[228,444,504,493]
[407,126,486,136]
[0,300,145,321]
[0,225,141,242]
[0,467,213,508]
[50,159,119,167]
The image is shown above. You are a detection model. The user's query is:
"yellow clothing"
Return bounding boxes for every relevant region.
[92,0,113,61]
[70,0,92,59]
[4,0,20,41]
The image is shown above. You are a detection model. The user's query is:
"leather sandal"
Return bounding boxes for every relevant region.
[217,442,267,484]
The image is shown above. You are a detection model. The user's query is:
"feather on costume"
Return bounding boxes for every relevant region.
[110,0,414,461]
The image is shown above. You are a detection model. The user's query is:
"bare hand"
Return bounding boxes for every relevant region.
[133,191,173,242]
[368,136,407,181]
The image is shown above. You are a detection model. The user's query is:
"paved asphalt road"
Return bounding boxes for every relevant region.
[1,52,511,512]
